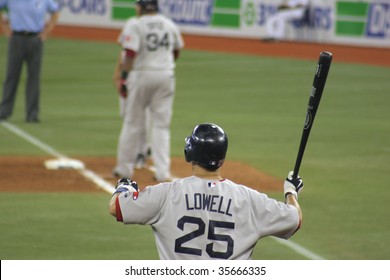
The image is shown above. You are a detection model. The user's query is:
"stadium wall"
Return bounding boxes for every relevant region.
[52,0,390,48]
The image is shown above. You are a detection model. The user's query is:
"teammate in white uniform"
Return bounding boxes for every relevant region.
[263,0,309,41]
[114,68,151,170]
[112,0,184,181]
[109,123,304,260]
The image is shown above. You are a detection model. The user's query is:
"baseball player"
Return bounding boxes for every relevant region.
[109,123,304,260]
[263,0,309,42]
[113,53,151,170]
[112,0,184,181]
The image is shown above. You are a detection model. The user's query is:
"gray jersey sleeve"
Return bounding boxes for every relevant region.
[118,183,170,225]
[249,189,300,239]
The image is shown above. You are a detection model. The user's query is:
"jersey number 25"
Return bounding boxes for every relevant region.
[174,215,235,259]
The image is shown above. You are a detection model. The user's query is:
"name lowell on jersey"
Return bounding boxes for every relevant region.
[185,193,233,217]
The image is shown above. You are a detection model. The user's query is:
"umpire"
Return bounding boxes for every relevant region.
[0,0,59,123]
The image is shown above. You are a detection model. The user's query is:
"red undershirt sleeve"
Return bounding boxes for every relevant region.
[115,196,123,222]
[124,49,136,58]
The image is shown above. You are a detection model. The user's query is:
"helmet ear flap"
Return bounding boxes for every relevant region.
[184,137,193,163]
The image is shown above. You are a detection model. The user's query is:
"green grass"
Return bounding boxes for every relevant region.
[0,37,389,259]
[0,193,158,260]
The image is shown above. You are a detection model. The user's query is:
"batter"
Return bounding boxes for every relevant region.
[109,123,304,260]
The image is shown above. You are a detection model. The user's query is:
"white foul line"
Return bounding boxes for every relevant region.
[1,121,325,260]
[1,121,115,194]
[271,237,325,260]
[2,121,66,158]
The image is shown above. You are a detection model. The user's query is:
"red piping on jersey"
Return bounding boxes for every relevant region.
[115,196,123,222]
[292,218,302,235]
[124,49,136,58]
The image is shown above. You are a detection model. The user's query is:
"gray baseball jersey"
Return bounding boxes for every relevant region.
[118,14,184,70]
[116,176,300,260]
[114,13,184,181]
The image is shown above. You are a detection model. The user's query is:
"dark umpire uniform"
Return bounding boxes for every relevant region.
[0,0,59,123]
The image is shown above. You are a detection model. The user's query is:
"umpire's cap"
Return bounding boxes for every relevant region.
[184,123,228,171]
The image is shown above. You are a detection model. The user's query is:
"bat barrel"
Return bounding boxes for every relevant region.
[292,51,332,179]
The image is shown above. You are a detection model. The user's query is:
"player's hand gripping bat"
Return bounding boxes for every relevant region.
[292,51,333,179]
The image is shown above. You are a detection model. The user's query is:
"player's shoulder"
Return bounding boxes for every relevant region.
[222,178,268,198]
[121,17,142,35]
[160,13,176,23]
[163,176,205,194]
[124,16,141,27]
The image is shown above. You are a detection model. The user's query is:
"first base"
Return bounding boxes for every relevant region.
[44,158,85,170]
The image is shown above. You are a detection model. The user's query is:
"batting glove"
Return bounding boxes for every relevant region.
[119,71,128,98]
[284,171,304,200]
[119,80,127,98]
[113,178,138,196]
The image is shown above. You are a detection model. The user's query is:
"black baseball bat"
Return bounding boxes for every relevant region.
[292,51,333,179]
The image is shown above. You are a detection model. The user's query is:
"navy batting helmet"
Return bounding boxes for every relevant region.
[136,0,158,11]
[184,123,228,171]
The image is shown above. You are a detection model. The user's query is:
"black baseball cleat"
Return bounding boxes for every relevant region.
[112,171,121,178]
[135,153,147,169]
